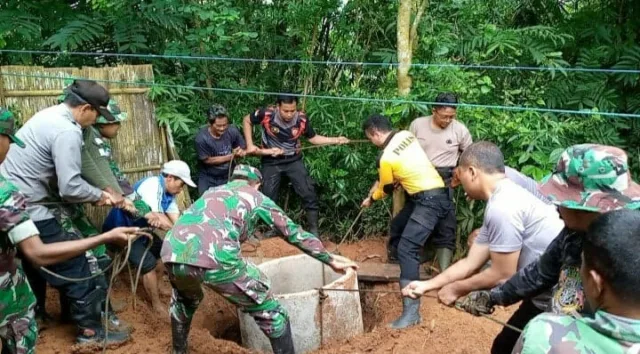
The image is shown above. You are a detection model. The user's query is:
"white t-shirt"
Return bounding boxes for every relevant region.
[475,179,563,309]
[133,176,179,214]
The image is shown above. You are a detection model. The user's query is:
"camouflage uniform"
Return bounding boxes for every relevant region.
[512,311,640,354]
[458,145,640,354]
[0,108,39,354]
[489,145,640,315]
[160,165,332,341]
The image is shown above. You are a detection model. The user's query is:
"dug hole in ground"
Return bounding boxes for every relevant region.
[33,237,516,354]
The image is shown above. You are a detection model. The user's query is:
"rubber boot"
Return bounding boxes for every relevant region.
[436,248,454,271]
[388,280,421,329]
[269,322,295,354]
[72,287,131,347]
[171,316,191,354]
[306,210,319,237]
[60,293,72,323]
[387,244,399,264]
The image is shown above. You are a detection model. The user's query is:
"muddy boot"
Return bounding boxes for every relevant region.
[388,280,421,329]
[72,288,131,347]
[171,316,191,354]
[436,248,453,271]
[306,210,319,237]
[269,322,295,354]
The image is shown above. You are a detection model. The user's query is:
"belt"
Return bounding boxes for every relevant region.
[435,166,455,179]
[409,187,448,199]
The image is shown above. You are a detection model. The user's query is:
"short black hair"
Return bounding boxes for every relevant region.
[583,209,640,305]
[362,114,393,135]
[459,141,505,174]
[434,92,458,110]
[276,94,297,105]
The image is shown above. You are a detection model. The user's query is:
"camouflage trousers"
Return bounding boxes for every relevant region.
[167,262,289,339]
[54,204,106,258]
[0,267,38,354]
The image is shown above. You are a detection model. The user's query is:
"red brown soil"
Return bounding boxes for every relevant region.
[33,237,515,354]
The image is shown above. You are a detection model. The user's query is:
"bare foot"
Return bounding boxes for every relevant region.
[153,302,169,320]
[159,287,172,297]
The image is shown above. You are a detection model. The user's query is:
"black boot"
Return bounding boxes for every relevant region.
[306,210,319,237]
[388,280,421,329]
[60,293,72,324]
[171,316,191,354]
[72,287,131,347]
[269,322,295,354]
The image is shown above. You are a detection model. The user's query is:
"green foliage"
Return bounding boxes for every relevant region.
[44,15,105,51]
[2,0,640,244]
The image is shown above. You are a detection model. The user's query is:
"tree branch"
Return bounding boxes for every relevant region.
[410,0,429,52]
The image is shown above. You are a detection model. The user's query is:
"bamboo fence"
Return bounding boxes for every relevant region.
[0,64,192,228]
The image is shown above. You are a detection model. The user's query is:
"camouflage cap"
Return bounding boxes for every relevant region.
[540,144,640,212]
[95,99,127,124]
[231,164,262,182]
[0,108,25,148]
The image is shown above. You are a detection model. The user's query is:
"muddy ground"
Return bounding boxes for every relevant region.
[33,237,515,354]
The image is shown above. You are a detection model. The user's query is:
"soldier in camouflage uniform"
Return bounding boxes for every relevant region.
[0,107,142,353]
[513,209,640,353]
[160,164,358,354]
[457,144,640,353]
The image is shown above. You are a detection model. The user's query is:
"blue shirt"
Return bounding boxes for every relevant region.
[103,175,177,231]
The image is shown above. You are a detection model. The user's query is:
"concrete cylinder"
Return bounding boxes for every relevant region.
[238,254,364,353]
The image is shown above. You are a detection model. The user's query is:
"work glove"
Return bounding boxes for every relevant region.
[455,290,495,316]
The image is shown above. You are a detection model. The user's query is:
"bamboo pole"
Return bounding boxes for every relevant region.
[3,88,148,97]
[121,165,163,174]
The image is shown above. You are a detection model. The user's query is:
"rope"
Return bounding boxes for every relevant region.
[226,139,370,180]
[3,72,639,118]
[2,49,639,74]
[332,208,365,253]
[39,231,152,353]
[318,288,523,333]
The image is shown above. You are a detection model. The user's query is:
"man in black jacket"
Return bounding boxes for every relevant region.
[456,144,640,354]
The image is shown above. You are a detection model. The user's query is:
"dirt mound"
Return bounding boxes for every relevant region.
[32,237,514,354]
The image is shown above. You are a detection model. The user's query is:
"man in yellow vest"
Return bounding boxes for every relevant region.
[360,114,455,329]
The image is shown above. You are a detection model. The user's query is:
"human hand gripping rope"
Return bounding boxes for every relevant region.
[39,226,154,353]
[227,138,370,180]
[317,287,523,334]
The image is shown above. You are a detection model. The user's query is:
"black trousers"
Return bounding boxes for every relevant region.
[197,173,229,196]
[390,189,456,281]
[23,219,105,329]
[261,159,318,211]
[491,300,543,354]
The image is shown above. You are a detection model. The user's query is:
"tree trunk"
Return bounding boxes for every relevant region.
[393,0,429,217]
[396,0,412,96]
[394,0,412,216]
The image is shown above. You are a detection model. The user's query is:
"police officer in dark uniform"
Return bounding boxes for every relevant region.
[242,95,349,236]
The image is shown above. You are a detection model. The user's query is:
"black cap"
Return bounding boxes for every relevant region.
[67,80,115,122]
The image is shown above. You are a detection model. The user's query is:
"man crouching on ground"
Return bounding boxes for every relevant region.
[160,165,358,354]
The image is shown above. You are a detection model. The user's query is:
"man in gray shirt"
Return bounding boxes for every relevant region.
[1,80,131,346]
[403,142,563,352]
[409,93,473,270]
